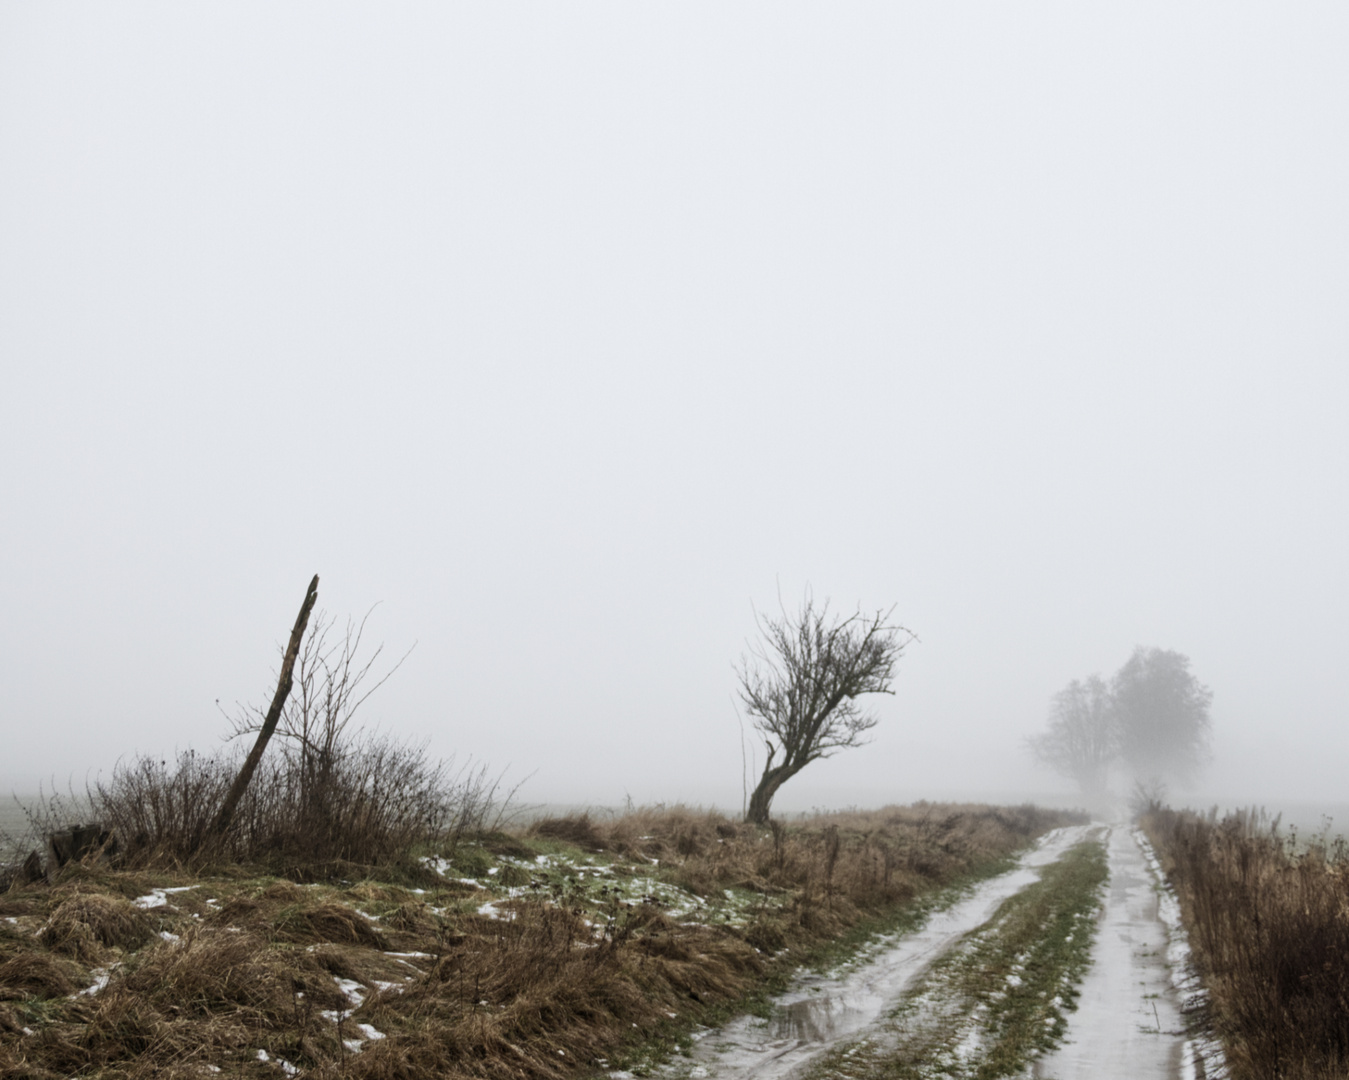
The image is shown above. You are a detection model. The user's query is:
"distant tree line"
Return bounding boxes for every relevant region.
[1028,646,1213,801]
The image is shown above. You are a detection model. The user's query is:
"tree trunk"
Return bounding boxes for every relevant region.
[207,574,319,844]
[745,763,797,824]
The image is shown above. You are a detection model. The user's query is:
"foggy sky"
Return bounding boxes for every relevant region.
[2,4,1346,812]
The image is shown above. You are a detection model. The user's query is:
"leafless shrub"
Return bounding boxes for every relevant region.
[81,741,508,874]
[42,609,515,875]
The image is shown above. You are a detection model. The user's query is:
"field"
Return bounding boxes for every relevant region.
[0,802,1079,1079]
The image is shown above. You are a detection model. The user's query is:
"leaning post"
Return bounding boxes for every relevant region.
[208,574,319,842]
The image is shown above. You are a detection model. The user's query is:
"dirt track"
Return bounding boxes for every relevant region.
[1033,825,1190,1079]
[640,823,1209,1080]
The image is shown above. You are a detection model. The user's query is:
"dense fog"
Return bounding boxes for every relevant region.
[2,5,1346,817]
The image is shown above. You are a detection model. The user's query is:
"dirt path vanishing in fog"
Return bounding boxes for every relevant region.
[635,822,1209,1080]
[1033,825,1191,1080]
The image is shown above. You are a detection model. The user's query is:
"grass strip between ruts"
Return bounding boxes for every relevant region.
[802,831,1108,1080]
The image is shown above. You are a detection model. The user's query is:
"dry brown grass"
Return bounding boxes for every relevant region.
[1143,806,1349,1080]
[0,953,79,1000]
[0,801,1078,1078]
[38,893,153,960]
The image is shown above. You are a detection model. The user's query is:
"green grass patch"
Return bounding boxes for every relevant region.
[805,833,1108,1080]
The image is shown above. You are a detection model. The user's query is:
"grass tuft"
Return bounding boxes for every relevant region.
[38,893,152,959]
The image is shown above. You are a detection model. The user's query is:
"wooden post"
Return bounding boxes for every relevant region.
[208,574,319,842]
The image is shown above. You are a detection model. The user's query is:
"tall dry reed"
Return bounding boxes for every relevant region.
[1143,806,1349,1080]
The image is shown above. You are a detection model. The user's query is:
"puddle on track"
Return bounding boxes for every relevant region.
[645,825,1094,1080]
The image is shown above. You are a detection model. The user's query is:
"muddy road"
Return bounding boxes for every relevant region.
[635,823,1209,1080]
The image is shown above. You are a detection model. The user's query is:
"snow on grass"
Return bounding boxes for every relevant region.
[75,966,114,997]
[334,977,366,1007]
[418,844,768,929]
[1134,828,1230,1080]
[256,1048,299,1075]
[131,884,198,909]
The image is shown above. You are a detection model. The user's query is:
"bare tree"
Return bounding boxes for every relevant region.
[737,595,913,824]
[1027,675,1116,798]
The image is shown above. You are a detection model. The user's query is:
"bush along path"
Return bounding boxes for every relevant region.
[640,826,1110,1080]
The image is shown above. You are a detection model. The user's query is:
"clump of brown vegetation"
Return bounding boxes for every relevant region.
[38,893,153,960]
[0,800,1078,1078]
[1143,806,1349,1080]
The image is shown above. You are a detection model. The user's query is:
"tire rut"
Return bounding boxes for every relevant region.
[631,825,1094,1080]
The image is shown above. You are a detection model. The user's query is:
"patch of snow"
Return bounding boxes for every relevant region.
[159,930,180,942]
[77,967,113,996]
[333,977,366,1007]
[1180,1039,1199,1080]
[953,1025,984,1061]
[1134,829,1230,1080]
[357,1022,386,1040]
[132,884,198,909]
[420,855,454,877]
[255,1049,300,1076]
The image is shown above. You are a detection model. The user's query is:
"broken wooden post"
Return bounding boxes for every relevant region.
[47,824,118,871]
[208,574,319,843]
